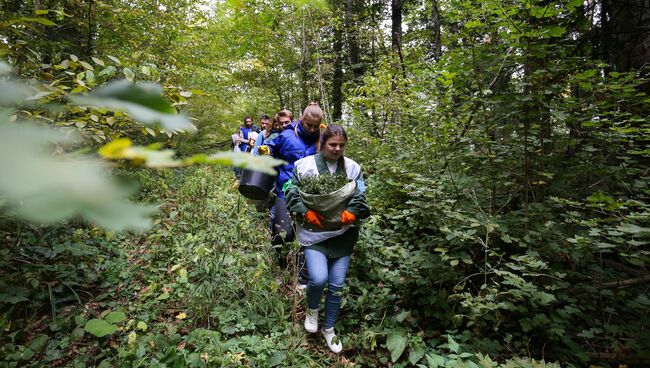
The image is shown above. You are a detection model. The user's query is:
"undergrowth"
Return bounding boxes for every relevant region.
[0,166,605,367]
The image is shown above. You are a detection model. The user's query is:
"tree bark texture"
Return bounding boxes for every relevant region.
[391,0,406,83]
[331,23,344,121]
[430,0,441,60]
[345,0,363,81]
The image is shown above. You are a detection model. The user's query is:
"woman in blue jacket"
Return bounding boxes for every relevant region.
[259,103,323,282]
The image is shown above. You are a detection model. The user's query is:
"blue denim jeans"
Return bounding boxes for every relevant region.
[304,248,350,329]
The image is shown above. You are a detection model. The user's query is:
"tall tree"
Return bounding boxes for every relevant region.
[331,18,344,121]
[429,0,441,60]
[391,0,405,75]
[345,0,363,81]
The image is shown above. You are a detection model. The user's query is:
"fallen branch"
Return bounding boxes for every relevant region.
[601,275,650,289]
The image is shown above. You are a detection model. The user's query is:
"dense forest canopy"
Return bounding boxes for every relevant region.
[1,0,649,366]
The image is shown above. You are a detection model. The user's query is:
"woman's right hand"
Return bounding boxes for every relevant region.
[258,145,270,155]
[305,210,324,229]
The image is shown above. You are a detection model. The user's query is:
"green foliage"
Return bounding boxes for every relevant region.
[299,174,349,194]
[2,0,649,366]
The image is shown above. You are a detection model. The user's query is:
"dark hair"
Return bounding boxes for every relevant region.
[243,115,253,123]
[320,124,348,174]
[259,114,270,120]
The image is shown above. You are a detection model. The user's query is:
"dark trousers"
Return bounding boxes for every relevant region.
[272,198,308,284]
[271,198,294,246]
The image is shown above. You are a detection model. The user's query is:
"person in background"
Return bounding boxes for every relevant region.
[253,111,290,156]
[231,131,242,178]
[238,116,256,153]
[258,103,323,287]
[284,124,370,353]
[259,114,270,133]
[231,132,242,153]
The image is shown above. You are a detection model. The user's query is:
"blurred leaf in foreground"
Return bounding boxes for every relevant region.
[0,61,32,105]
[71,80,197,133]
[0,116,156,231]
[99,138,285,174]
[198,152,285,175]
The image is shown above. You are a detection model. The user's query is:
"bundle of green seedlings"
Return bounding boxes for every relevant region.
[300,174,349,194]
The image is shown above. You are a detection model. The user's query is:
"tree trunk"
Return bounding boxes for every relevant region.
[346,0,363,81]
[299,22,310,110]
[430,0,441,60]
[85,0,94,57]
[331,22,344,121]
[390,0,405,124]
[391,0,401,53]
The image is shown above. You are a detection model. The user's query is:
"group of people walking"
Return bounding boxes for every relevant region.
[231,103,370,353]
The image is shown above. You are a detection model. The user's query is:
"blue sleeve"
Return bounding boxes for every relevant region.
[265,133,281,157]
[251,134,264,156]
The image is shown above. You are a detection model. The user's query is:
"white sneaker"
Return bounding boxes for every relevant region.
[304,308,319,333]
[322,327,343,353]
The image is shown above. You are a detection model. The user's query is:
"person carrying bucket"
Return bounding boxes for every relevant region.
[284,124,370,353]
[257,103,323,287]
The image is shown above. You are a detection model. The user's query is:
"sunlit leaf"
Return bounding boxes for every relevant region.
[617,223,650,236]
[91,57,105,67]
[80,61,94,71]
[447,335,460,353]
[386,331,408,363]
[104,311,127,324]
[409,345,426,365]
[98,138,178,167]
[84,319,117,337]
[136,321,148,331]
[97,65,117,78]
[198,151,285,175]
[16,17,56,26]
[426,353,446,367]
[123,67,135,81]
[107,55,121,65]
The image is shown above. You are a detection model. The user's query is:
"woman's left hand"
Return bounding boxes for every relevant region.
[340,210,356,225]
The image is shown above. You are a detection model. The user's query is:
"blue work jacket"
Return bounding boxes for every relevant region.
[240,126,253,152]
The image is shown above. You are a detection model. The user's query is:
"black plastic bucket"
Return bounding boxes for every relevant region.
[238,169,276,200]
